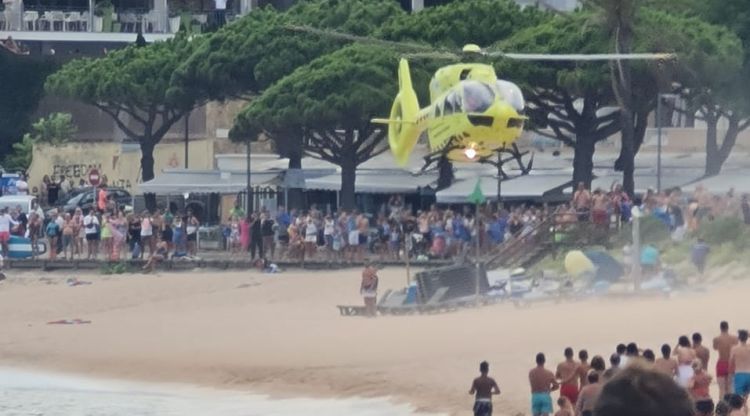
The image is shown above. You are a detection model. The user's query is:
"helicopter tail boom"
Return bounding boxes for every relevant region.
[387,59,421,167]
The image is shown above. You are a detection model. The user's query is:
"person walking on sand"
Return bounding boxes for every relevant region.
[577,350,591,388]
[693,332,710,371]
[469,361,500,416]
[688,358,714,416]
[556,348,580,405]
[675,335,697,388]
[691,238,710,277]
[360,261,379,317]
[654,344,678,378]
[715,321,739,397]
[530,353,559,416]
[729,329,750,399]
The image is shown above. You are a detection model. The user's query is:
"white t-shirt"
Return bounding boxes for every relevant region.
[214,0,227,10]
[141,217,152,237]
[15,180,28,195]
[323,220,334,236]
[0,214,16,233]
[83,214,99,235]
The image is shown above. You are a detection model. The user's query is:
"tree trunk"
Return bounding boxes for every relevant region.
[285,147,305,210]
[140,139,157,212]
[340,158,356,211]
[705,115,739,176]
[572,133,595,189]
[619,111,636,197]
[437,155,453,190]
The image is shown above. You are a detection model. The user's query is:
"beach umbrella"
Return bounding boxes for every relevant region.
[564,250,595,277]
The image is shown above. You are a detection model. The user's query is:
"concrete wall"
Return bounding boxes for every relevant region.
[28,138,217,195]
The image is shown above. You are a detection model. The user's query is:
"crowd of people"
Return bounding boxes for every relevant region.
[471,321,750,416]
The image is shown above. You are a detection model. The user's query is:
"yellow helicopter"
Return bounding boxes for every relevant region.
[286,25,675,168]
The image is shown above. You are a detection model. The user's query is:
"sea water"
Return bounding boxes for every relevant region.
[0,368,442,416]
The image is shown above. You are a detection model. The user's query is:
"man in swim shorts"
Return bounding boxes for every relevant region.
[715,321,739,397]
[530,353,559,416]
[469,361,500,416]
[730,329,750,399]
[556,348,580,405]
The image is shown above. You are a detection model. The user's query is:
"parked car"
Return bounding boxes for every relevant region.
[56,187,133,214]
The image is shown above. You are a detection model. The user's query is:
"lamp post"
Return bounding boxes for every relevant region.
[631,206,643,292]
[246,139,251,214]
[184,111,190,169]
[656,93,678,193]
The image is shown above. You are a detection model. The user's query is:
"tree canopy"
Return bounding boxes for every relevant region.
[0,53,55,168]
[4,112,77,172]
[46,34,206,209]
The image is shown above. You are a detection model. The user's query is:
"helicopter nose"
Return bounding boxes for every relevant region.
[494,102,524,131]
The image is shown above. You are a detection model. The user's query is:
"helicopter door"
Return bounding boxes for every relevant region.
[443,91,462,115]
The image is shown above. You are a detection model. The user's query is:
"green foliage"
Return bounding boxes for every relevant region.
[100,261,132,275]
[172,0,404,102]
[379,0,548,48]
[3,113,76,172]
[0,53,56,162]
[698,217,745,246]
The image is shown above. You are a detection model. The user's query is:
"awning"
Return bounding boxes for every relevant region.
[564,169,703,195]
[436,173,572,203]
[138,169,279,195]
[305,171,437,193]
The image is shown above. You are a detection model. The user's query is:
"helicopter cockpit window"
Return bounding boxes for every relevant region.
[462,81,495,113]
[496,80,525,112]
[443,91,462,115]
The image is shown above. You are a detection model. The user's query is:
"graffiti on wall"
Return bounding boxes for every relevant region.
[50,163,133,189]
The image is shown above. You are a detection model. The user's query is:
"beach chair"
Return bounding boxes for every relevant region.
[335,289,392,317]
[419,286,449,313]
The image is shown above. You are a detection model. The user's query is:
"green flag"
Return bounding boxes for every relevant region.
[468,178,486,205]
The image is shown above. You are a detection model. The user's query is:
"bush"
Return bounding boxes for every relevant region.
[615,216,671,246]
[698,217,745,246]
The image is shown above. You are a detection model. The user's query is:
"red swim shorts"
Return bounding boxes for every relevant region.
[717,360,730,377]
[560,384,579,405]
[0,232,9,243]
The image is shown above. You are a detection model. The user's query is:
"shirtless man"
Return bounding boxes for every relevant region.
[577,350,591,388]
[674,335,697,388]
[693,332,710,371]
[556,348,580,405]
[575,372,602,416]
[469,361,500,416]
[729,329,750,399]
[530,353,559,416]
[715,321,740,397]
[654,344,678,378]
[591,189,609,226]
[572,182,592,222]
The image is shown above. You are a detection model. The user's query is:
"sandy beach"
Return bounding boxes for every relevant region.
[0,266,746,415]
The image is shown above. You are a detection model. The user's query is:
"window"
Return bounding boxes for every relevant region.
[462,81,495,113]
[496,80,525,112]
[443,91,463,115]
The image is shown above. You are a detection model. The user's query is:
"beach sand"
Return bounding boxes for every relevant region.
[0,266,745,415]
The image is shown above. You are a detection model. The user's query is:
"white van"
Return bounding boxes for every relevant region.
[0,195,38,214]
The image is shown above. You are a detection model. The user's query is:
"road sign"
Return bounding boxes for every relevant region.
[88,169,101,186]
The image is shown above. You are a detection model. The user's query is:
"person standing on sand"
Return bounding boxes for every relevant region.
[691,238,710,277]
[554,397,573,416]
[654,344,678,378]
[675,335,697,388]
[688,358,714,416]
[556,348,580,405]
[469,361,500,416]
[715,321,739,397]
[360,262,378,317]
[693,333,710,371]
[530,353,559,416]
[729,329,750,399]
[575,372,602,416]
[577,350,591,388]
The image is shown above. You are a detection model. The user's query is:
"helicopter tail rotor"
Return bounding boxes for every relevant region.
[373,58,421,167]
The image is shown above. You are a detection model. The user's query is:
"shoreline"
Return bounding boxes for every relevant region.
[0,268,744,416]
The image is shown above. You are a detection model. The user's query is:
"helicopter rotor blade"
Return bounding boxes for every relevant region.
[486,52,677,61]
[402,51,460,60]
[284,24,436,53]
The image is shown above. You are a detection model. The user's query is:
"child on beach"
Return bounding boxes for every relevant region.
[554,397,573,416]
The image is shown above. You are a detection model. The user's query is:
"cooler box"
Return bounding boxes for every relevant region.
[405,282,418,304]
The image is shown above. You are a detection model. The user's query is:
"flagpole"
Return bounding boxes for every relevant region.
[475,198,481,303]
